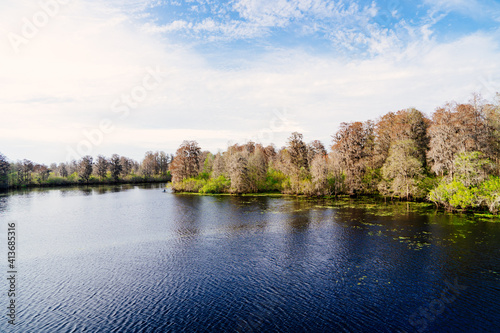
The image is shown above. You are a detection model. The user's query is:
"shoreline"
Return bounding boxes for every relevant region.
[170,190,500,220]
[1,179,170,192]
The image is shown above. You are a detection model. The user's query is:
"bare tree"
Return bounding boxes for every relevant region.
[157,151,170,176]
[247,149,267,192]
[332,122,371,195]
[374,108,429,168]
[212,152,227,178]
[17,159,34,185]
[119,156,133,177]
[109,154,122,181]
[33,164,50,183]
[287,132,308,170]
[0,153,9,189]
[228,152,250,194]
[58,163,69,178]
[170,141,202,183]
[310,154,329,196]
[263,144,277,163]
[95,155,109,180]
[78,156,93,184]
[141,151,157,177]
[428,99,490,178]
[68,160,78,175]
[307,140,327,166]
[380,140,424,200]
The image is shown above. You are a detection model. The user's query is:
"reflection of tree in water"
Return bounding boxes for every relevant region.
[77,184,139,195]
[78,187,93,196]
[287,199,311,232]
[0,195,9,213]
[58,188,75,197]
[224,196,270,232]
[172,195,202,238]
[108,185,124,193]
[279,199,312,274]
[95,186,108,195]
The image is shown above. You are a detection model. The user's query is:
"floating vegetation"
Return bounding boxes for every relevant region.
[474,213,500,223]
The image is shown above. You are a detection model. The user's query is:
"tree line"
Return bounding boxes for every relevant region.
[169,93,500,213]
[0,151,172,189]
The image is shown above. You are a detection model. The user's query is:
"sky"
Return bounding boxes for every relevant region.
[1,0,500,164]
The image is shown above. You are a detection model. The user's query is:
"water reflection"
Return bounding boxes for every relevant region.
[172,194,202,238]
[0,187,499,332]
[0,194,9,214]
[286,199,311,232]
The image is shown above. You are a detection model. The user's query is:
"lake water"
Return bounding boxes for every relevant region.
[0,184,499,332]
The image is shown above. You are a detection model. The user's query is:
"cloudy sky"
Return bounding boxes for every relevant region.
[1,0,500,164]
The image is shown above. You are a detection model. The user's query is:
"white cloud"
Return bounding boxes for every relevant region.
[232,0,303,27]
[143,19,191,33]
[423,0,500,21]
[140,0,396,53]
[1,0,500,164]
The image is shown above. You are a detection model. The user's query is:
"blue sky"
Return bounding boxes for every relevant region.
[1,0,500,164]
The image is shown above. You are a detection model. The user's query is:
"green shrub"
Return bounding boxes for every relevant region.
[46,176,71,186]
[260,169,287,192]
[479,177,500,214]
[200,176,230,193]
[429,180,480,211]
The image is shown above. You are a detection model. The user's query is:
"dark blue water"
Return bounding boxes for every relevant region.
[0,184,499,332]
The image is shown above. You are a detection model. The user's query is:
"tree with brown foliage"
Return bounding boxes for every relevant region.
[212,152,227,178]
[17,159,34,185]
[428,98,490,177]
[141,151,157,177]
[119,156,133,177]
[58,163,68,178]
[332,121,371,195]
[307,140,327,167]
[374,108,429,168]
[286,132,308,170]
[170,140,202,183]
[247,149,267,192]
[228,152,250,194]
[33,164,50,183]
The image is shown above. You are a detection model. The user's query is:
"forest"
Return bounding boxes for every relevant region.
[0,151,172,189]
[168,93,500,214]
[1,93,500,213]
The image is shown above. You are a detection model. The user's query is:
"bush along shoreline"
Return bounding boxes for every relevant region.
[168,93,500,214]
[2,93,500,215]
[0,152,172,191]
